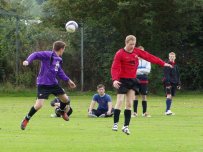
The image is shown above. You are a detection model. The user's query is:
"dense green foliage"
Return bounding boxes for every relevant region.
[0,0,202,91]
[0,94,203,152]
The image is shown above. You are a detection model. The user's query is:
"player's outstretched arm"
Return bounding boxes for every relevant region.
[23,60,29,66]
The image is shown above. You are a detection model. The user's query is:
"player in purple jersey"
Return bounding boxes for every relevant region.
[20,41,76,130]
[88,84,114,118]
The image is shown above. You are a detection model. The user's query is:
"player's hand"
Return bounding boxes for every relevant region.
[106,111,111,116]
[23,60,29,66]
[164,63,173,68]
[177,85,181,90]
[113,80,121,89]
[68,79,76,88]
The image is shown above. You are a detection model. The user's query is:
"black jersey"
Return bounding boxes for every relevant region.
[163,61,181,86]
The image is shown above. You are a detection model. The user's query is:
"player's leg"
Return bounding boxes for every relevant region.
[21,85,49,130]
[164,85,174,115]
[166,85,176,115]
[21,99,45,130]
[96,109,105,117]
[66,105,73,117]
[112,94,125,131]
[57,94,70,121]
[50,98,61,118]
[141,84,151,117]
[122,89,134,135]
[132,92,139,117]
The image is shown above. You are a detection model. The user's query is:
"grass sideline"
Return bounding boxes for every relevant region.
[0,94,203,152]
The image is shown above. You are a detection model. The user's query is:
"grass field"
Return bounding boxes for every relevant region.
[0,93,203,152]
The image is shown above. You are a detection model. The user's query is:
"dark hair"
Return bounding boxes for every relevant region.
[97,84,105,89]
[53,41,66,51]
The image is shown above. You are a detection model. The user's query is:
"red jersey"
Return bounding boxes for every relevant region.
[111,48,165,81]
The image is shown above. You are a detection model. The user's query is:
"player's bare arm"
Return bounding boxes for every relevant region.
[68,79,76,88]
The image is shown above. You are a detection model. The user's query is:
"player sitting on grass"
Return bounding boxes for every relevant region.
[50,97,73,118]
[88,84,114,118]
[162,52,181,115]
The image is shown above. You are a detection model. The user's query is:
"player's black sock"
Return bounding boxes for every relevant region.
[166,98,172,111]
[26,106,37,120]
[133,100,138,113]
[59,100,67,110]
[142,100,147,114]
[114,109,121,123]
[124,109,131,126]
[67,107,73,116]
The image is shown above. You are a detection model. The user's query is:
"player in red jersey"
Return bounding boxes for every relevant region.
[111,35,172,135]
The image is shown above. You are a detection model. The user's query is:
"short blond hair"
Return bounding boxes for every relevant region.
[169,52,176,56]
[125,35,136,43]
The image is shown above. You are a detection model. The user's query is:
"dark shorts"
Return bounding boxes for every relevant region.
[135,83,148,95]
[117,78,139,94]
[37,85,65,99]
[164,83,177,96]
[91,108,114,117]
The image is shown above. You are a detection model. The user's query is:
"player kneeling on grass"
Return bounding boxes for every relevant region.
[20,41,76,130]
[88,84,114,118]
[50,97,73,118]
[162,52,181,115]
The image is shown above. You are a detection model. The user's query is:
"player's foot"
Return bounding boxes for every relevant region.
[88,113,97,118]
[142,112,151,118]
[122,126,130,135]
[112,123,118,131]
[131,112,138,117]
[62,112,69,121]
[165,110,175,115]
[99,114,106,118]
[20,118,29,130]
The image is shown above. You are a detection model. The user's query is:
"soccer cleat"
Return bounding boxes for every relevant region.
[131,112,138,117]
[62,112,69,121]
[122,126,130,135]
[112,123,118,131]
[88,113,97,118]
[165,110,175,116]
[20,118,29,130]
[142,112,151,118]
[99,114,106,118]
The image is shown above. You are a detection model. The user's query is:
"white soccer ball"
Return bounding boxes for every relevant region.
[65,21,78,33]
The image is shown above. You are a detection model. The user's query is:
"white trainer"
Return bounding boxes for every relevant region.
[165,110,175,115]
[142,112,151,118]
[131,112,138,117]
[112,123,118,131]
[88,113,97,118]
[99,114,106,118]
[122,126,130,135]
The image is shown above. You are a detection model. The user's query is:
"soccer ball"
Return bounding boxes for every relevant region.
[65,21,78,33]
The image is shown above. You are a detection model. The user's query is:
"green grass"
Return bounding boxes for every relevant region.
[0,94,203,152]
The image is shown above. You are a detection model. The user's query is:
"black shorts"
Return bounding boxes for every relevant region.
[90,108,114,117]
[37,85,65,99]
[135,83,148,95]
[117,78,139,94]
[164,83,177,96]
